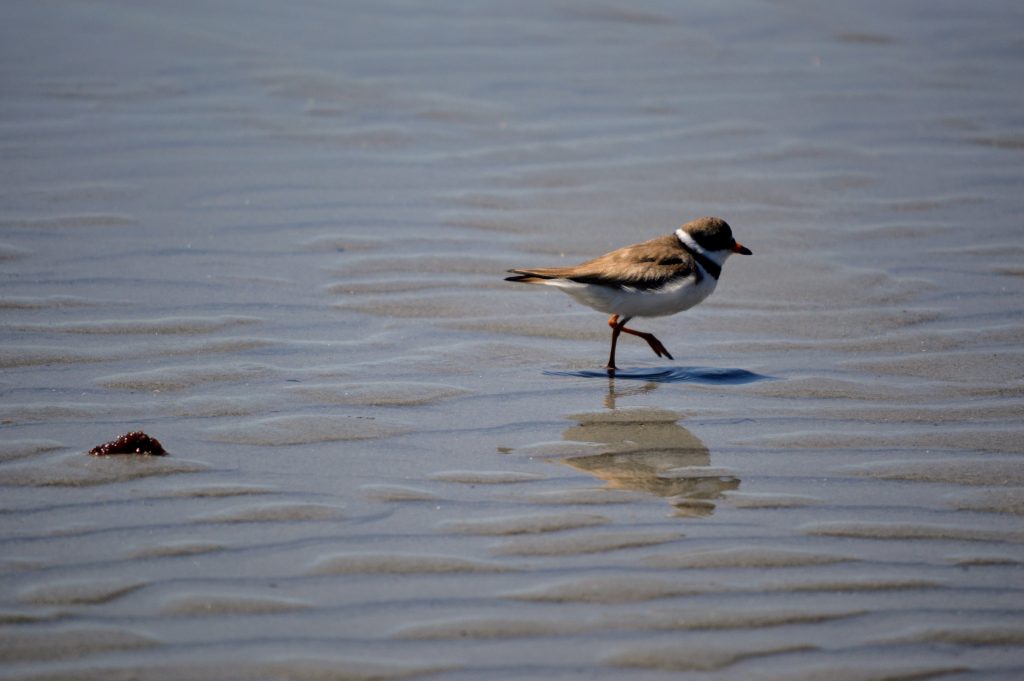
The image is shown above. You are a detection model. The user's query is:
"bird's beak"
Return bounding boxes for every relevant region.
[733,242,752,255]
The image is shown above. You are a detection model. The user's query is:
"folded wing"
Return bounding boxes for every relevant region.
[506,235,695,291]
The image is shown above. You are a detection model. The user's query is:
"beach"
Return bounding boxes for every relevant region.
[2,1,1023,678]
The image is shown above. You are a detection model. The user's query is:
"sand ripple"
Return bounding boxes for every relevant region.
[14,315,262,335]
[646,547,855,569]
[494,530,682,556]
[606,641,816,672]
[205,414,410,445]
[128,541,225,559]
[2,657,449,681]
[309,553,513,575]
[845,458,1024,486]
[160,594,311,616]
[437,512,608,536]
[950,487,1024,515]
[191,502,344,524]
[98,362,274,392]
[802,521,1024,544]
[287,381,470,406]
[0,439,64,462]
[0,452,209,487]
[361,484,441,502]
[506,576,701,603]
[0,625,158,662]
[428,470,546,484]
[19,579,145,606]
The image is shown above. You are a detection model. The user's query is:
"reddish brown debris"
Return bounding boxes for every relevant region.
[88,431,167,456]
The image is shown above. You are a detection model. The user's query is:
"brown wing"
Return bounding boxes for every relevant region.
[506,235,696,290]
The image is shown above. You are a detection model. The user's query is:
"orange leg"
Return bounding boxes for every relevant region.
[605,315,628,372]
[606,314,674,367]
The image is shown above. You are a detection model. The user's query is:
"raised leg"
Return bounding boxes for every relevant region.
[620,325,674,360]
[605,314,674,361]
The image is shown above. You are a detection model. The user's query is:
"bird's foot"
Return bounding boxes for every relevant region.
[642,334,674,360]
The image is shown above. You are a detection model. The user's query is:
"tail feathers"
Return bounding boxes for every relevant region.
[505,269,562,284]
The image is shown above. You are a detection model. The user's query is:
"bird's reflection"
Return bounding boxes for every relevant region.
[560,382,739,517]
[601,380,657,410]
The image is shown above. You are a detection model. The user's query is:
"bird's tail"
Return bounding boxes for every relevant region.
[505,269,560,284]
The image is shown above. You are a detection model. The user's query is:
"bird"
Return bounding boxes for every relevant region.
[505,216,751,372]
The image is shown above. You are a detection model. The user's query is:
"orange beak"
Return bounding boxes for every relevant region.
[733,242,752,255]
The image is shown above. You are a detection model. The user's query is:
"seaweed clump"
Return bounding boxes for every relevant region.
[89,431,167,456]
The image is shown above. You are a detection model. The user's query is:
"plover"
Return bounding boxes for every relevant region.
[506,216,751,371]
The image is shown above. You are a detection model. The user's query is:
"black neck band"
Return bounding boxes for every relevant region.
[676,238,721,280]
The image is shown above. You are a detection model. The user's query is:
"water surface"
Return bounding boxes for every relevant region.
[2,1,1023,679]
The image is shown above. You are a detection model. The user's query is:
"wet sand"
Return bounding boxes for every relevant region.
[2,1,1023,679]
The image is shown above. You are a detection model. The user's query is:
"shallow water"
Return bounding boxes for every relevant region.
[2,1,1023,679]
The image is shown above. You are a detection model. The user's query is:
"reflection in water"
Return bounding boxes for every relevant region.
[561,401,739,517]
[600,380,657,410]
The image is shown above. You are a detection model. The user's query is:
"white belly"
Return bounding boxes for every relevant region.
[546,273,717,318]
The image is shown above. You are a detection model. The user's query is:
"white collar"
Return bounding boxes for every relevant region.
[675,228,707,255]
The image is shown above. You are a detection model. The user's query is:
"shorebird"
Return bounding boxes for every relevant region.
[506,216,751,372]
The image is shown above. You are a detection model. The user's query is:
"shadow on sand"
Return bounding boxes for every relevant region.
[544,366,771,385]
